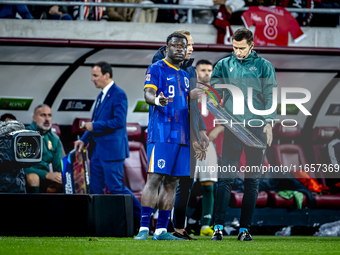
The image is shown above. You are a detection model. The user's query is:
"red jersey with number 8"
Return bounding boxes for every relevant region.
[242,6,305,46]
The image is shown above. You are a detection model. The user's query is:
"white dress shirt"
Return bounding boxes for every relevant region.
[101,80,114,102]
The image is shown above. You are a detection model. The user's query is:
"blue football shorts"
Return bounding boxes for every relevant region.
[146,142,190,176]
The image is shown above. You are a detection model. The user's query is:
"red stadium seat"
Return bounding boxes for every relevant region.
[144,128,148,144]
[314,194,340,208]
[123,123,147,201]
[51,123,61,137]
[271,123,340,208]
[230,190,268,208]
[273,143,307,169]
[231,150,269,207]
[312,126,337,144]
[123,141,147,202]
[272,123,306,170]
[272,122,302,144]
[71,118,91,138]
[104,123,147,200]
[270,124,309,208]
[312,126,337,186]
[267,190,307,208]
[126,122,142,141]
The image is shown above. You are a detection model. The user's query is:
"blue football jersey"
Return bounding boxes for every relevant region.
[144,59,190,146]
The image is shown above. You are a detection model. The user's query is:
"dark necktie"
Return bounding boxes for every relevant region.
[93,91,103,119]
[97,92,103,109]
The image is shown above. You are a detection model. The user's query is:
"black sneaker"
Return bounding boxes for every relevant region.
[211,228,223,241]
[173,231,197,241]
[237,230,254,241]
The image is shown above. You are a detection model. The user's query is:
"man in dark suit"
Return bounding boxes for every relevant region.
[74,61,141,220]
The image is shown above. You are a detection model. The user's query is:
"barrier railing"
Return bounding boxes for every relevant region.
[1,0,340,23]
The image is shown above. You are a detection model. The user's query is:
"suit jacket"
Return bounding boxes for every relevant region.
[81,83,129,161]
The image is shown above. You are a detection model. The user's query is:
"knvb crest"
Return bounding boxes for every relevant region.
[158,159,166,169]
[184,77,190,88]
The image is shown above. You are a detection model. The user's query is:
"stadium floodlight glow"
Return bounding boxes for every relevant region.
[0,130,42,164]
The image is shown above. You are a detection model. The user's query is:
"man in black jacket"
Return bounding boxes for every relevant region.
[152,29,209,240]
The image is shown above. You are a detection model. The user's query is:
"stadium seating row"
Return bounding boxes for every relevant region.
[233,124,340,209]
[52,119,340,209]
[71,119,147,199]
[230,190,340,209]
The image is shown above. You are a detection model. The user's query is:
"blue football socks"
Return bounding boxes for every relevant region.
[140,206,154,228]
[156,210,171,230]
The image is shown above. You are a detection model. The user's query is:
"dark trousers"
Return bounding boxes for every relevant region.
[171,176,194,229]
[90,148,141,220]
[168,143,195,231]
[214,127,266,229]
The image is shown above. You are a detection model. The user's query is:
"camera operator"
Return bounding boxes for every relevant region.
[0,120,27,193]
[24,104,64,193]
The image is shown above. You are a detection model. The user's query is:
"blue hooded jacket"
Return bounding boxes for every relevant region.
[152,46,206,142]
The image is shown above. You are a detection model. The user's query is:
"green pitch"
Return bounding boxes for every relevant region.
[0,236,339,254]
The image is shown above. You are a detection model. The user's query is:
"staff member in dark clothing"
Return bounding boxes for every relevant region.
[210,28,277,241]
[152,29,209,240]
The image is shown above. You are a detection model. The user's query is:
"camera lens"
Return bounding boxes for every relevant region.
[16,136,41,159]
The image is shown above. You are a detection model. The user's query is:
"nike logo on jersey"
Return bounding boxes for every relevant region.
[230,67,233,72]
[167,77,174,81]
